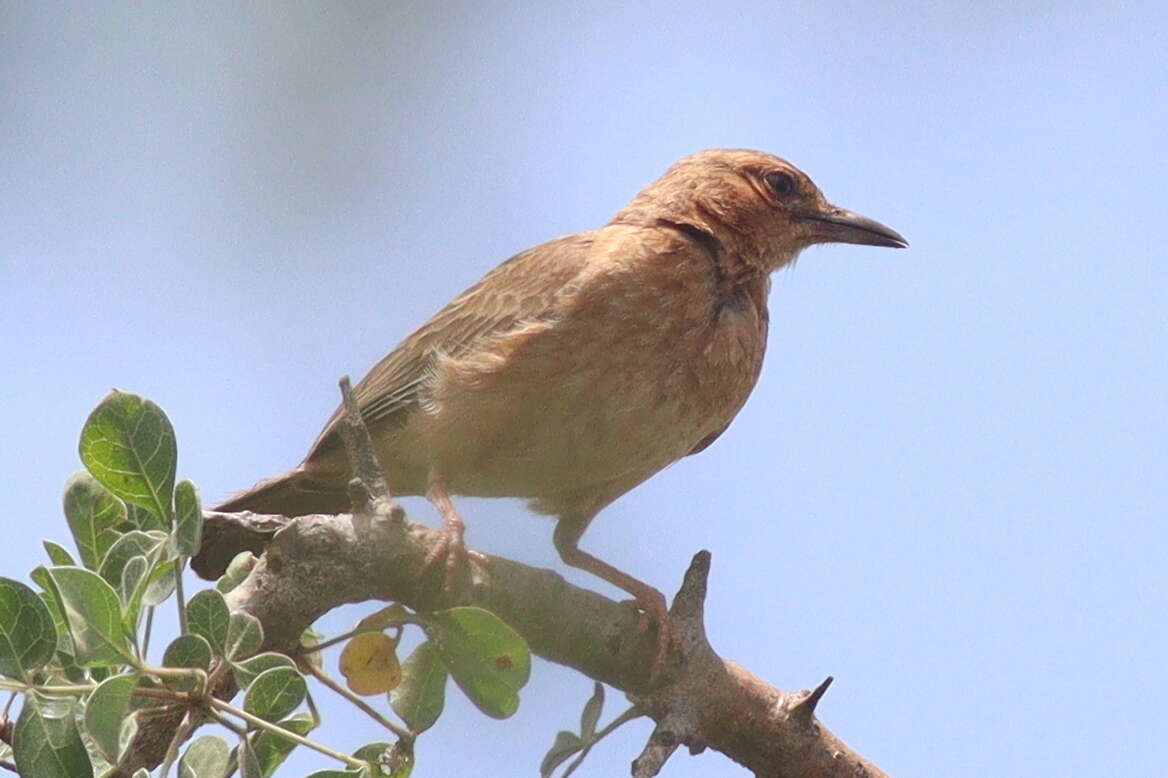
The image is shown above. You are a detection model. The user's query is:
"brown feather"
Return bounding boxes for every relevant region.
[204,148,907,654]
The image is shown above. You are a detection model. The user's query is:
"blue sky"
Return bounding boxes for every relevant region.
[2,2,1164,776]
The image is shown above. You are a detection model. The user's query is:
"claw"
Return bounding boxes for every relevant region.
[423,473,479,590]
[554,516,672,678]
[627,589,671,678]
[421,511,470,588]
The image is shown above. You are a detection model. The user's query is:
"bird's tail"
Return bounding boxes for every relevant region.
[213,468,350,517]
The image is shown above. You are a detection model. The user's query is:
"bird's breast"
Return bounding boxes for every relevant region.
[404,238,769,498]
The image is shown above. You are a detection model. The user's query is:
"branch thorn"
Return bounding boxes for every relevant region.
[790,675,834,727]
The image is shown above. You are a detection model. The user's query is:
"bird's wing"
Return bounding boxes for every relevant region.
[305,232,597,461]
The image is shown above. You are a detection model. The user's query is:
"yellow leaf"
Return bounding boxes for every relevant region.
[339,632,402,696]
[355,604,410,633]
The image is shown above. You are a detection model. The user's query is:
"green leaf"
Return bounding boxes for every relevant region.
[389,640,447,734]
[13,692,94,778]
[125,560,176,638]
[50,653,87,684]
[215,552,256,594]
[162,633,213,692]
[178,734,230,778]
[102,531,171,633]
[353,740,414,777]
[580,682,604,738]
[186,588,230,654]
[141,558,178,607]
[247,713,315,777]
[43,566,133,666]
[426,606,531,719]
[232,651,295,689]
[118,555,149,611]
[78,390,177,524]
[97,531,165,591]
[117,710,141,762]
[351,741,392,763]
[84,672,138,762]
[62,470,127,570]
[225,610,263,661]
[126,675,166,713]
[42,540,76,567]
[303,771,368,778]
[540,730,584,778]
[126,502,165,532]
[120,559,150,637]
[29,568,74,658]
[0,577,57,679]
[243,666,307,723]
[174,480,203,558]
[298,628,324,675]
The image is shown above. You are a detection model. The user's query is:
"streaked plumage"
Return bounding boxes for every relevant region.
[210,149,907,662]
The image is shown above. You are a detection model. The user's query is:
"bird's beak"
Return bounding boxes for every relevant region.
[800,206,908,249]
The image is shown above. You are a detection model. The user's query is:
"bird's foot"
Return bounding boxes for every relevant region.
[553,518,674,680]
[627,587,672,680]
[421,477,486,591]
[420,514,484,591]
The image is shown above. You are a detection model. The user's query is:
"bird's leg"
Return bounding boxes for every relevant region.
[553,516,671,675]
[421,473,473,586]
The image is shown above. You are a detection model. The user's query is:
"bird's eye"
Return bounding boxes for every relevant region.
[765,171,796,197]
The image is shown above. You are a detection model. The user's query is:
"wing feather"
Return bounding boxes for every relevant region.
[305,232,596,460]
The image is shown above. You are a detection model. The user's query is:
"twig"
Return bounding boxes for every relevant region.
[336,376,392,510]
[302,661,412,742]
[158,709,198,778]
[563,705,644,777]
[174,559,188,635]
[206,697,367,770]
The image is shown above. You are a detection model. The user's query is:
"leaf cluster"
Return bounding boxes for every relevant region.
[0,390,536,777]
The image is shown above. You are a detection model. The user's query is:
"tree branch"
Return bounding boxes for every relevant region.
[170,504,888,776]
[159,379,893,776]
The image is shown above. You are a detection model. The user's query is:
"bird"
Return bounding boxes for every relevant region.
[206,149,907,663]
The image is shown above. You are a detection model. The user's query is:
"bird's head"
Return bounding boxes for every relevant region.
[613,148,907,273]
